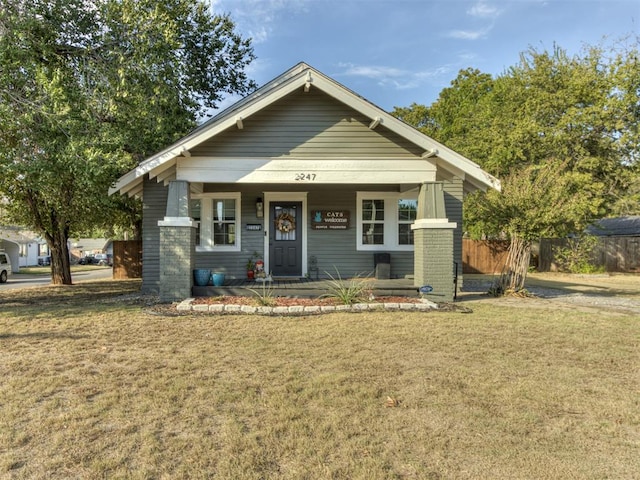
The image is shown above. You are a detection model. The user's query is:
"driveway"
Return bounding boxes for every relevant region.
[461,272,640,315]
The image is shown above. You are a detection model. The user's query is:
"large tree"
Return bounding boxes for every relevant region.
[394,39,639,292]
[0,0,256,284]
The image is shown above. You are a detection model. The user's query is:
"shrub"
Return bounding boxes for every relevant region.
[320,268,372,305]
[553,235,604,274]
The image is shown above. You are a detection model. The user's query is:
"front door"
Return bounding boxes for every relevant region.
[269,202,302,277]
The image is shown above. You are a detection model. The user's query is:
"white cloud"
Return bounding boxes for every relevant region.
[446,1,502,40]
[448,28,491,40]
[467,1,503,19]
[457,52,478,62]
[340,64,406,80]
[337,63,454,91]
[210,0,310,44]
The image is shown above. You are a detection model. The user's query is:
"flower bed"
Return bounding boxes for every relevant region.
[191,295,422,307]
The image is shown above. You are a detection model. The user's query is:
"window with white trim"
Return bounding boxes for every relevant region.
[398,199,417,245]
[191,193,241,251]
[357,192,418,251]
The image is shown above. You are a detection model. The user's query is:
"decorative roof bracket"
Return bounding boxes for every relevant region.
[421,148,438,159]
[369,117,381,129]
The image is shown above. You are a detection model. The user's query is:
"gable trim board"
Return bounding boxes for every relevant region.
[111,63,500,301]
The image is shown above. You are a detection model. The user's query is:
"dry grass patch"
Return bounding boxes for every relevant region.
[1,280,639,479]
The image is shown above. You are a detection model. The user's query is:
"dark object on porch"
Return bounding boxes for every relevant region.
[309,255,319,280]
[374,253,391,280]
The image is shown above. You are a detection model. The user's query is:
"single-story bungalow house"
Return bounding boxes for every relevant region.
[70,238,113,262]
[0,226,49,268]
[110,63,500,302]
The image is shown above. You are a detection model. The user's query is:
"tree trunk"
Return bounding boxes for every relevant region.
[493,235,531,295]
[48,229,73,285]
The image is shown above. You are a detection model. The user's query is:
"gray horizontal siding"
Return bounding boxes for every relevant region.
[191,185,415,281]
[190,89,423,159]
[141,178,168,294]
[307,187,413,280]
[194,186,266,279]
[444,178,464,283]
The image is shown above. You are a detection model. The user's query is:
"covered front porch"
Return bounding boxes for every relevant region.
[156,178,460,302]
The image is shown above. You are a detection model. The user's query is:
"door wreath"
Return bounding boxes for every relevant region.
[275,212,296,233]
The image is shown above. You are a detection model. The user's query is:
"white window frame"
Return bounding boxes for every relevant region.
[356,192,418,251]
[191,192,242,252]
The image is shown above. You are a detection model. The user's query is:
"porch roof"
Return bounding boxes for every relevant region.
[110,62,500,198]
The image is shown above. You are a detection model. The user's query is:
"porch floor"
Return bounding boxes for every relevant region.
[192,277,426,299]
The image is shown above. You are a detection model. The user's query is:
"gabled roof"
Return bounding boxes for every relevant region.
[0,227,39,244]
[110,62,500,197]
[586,216,640,236]
[71,238,112,252]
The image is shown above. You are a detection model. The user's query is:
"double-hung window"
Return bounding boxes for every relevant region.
[357,192,418,251]
[190,193,241,252]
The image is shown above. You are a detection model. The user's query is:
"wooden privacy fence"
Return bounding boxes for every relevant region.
[462,239,509,274]
[463,237,640,274]
[539,237,640,273]
[113,240,142,279]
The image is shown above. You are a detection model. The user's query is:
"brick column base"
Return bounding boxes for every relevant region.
[158,220,195,302]
[413,225,455,302]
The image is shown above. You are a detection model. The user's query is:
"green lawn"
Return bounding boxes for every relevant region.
[1,279,638,479]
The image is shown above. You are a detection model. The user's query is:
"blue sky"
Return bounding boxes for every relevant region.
[210,0,638,112]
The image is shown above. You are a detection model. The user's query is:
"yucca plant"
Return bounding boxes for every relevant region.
[247,280,277,306]
[320,268,372,305]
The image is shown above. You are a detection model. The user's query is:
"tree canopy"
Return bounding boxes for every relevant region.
[0,0,256,284]
[393,38,640,292]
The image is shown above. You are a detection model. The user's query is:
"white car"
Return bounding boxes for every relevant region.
[0,252,12,283]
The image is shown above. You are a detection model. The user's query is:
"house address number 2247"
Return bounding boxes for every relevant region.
[294,173,316,181]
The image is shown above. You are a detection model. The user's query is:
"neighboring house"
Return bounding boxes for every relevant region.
[539,216,640,272]
[111,63,501,301]
[70,238,113,262]
[585,216,640,272]
[0,226,50,269]
[0,227,113,269]
[585,216,640,237]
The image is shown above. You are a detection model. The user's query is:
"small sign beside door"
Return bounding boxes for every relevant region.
[311,210,350,230]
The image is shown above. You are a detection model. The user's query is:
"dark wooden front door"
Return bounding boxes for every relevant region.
[270,202,302,277]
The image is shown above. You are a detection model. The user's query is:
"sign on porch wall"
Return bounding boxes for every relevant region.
[311,210,350,230]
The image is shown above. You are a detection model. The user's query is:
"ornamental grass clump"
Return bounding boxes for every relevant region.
[247,280,277,306]
[320,268,372,305]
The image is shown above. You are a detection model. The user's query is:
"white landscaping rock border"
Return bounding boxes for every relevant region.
[177,298,439,315]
